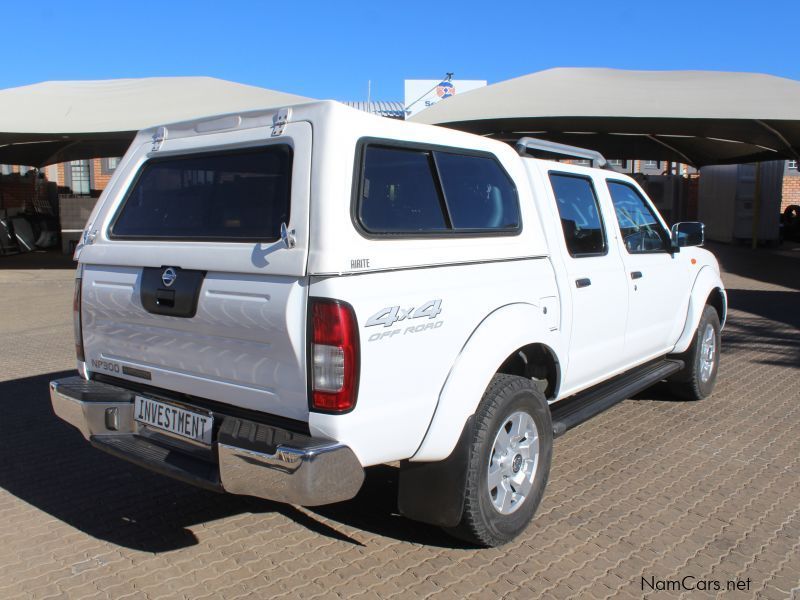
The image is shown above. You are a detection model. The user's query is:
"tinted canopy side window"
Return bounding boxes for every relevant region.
[606,181,670,253]
[111,145,292,241]
[357,143,520,235]
[359,146,448,233]
[548,173,607,257]
[435,152,520,230]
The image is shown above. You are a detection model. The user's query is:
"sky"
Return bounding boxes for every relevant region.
[2,0,799,101]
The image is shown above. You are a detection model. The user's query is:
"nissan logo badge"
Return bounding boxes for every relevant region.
[162,267,177,287]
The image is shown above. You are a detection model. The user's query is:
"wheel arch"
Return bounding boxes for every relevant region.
[672,265,727,354]
[706,286,727,327]
[411,302,561,462]
[497,342,561,400]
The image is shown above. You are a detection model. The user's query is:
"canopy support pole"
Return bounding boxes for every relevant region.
[39,140,81,169]
[751,162,762,250]
[755,120,800,162]
[646,135,695,166]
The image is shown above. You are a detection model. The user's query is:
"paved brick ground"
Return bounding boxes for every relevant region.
[0,245,798,600]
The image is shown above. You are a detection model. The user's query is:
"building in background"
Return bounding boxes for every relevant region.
[782,160,799,212]
[0,157,120,195]
[54,158,120,196]
[0,158,122,253]
[342,101,406,119]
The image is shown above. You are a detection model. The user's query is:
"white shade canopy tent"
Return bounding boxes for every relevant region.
[0,77,312,167]
[409,68,800,167]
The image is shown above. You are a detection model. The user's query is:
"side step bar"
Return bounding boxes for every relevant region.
[550,359,684,438]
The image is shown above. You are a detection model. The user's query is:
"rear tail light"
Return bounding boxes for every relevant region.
[310,299,359,412]
[73,270,85,362]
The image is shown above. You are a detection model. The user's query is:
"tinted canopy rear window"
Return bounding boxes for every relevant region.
[111,145,292,241]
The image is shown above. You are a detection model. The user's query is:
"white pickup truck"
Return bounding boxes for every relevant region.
[50,101,726,547]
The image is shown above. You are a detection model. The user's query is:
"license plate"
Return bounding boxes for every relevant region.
[134,396,213,445]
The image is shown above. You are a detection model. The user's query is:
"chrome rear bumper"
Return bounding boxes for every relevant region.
[49,377,364,506]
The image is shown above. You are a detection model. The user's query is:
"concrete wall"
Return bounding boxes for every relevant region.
[59,195,99,253]
[59,196,98,230]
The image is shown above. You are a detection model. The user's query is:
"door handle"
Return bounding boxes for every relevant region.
[631,271,643,280]
[575,278,592,288]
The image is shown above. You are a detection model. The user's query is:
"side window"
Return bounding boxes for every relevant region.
[357,143,521,235]
[606,181,670,253]
[434,152,520,230]
[548,173,607,257]
[359,146,448,233]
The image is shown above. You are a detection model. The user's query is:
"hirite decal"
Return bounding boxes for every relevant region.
[350,258,370,269]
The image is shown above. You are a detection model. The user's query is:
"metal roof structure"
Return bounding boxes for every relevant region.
[341,101,406,120]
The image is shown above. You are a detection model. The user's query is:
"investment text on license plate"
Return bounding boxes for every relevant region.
[134,396,213,444]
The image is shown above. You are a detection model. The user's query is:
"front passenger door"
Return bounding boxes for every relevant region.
[605,180,692,361]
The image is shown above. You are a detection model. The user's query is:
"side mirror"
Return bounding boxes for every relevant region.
[670,221,704,249]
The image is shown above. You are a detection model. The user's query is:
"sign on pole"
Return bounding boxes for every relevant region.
[404,79,487,118]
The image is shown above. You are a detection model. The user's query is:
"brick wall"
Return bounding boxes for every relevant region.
[781,175,800,212]
[93,158,113,190]
[0,175,38,213]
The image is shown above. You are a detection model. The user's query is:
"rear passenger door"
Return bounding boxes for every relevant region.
[604,180,692,361]
[548,172,629,391]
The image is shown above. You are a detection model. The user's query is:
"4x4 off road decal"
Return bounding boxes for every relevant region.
[366,299,442,327]
[366,299,444,342]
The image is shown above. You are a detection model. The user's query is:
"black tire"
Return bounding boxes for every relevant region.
[782,204,800,227]
[445,374,553,547]
[783,205,800,241]
[669,304,721,400]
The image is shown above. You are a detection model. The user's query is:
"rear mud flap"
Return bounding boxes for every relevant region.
[398,415,475,528]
